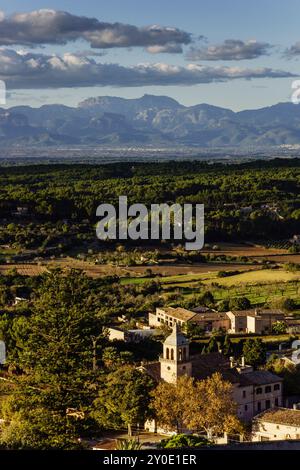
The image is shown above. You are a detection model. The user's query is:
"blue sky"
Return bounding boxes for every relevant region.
[1,0,300,110]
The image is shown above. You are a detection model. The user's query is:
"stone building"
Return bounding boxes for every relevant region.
[149,306,285,335]
[252,407,300,441]
[226,309,285,334]
[148,306,230,333]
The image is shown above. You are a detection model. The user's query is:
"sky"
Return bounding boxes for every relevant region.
[0,0,300,110]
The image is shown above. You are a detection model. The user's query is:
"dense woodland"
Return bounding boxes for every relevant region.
[0,159,299,253]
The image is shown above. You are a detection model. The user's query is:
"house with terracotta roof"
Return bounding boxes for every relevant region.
[149,306,286,335]
[226,308,285,334]
[252,407,300,441]
[148,306,230,333]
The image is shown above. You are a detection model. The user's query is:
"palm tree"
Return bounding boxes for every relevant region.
[115,439,142,450]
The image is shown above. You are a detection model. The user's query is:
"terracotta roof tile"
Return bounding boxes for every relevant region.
[256,408,300,426]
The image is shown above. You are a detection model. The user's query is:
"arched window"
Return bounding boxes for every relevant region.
[166,348,169,360]
[171,349,174,360]
[178,348,182,361]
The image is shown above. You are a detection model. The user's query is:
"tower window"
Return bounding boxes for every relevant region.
[171,349,174,360]
[166,348,169,360]
[178,348,182,361]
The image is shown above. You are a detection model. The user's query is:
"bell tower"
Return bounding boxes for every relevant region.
[160,323,192,383]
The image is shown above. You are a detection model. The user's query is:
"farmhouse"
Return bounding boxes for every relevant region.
[149,306,285,335]
[252,407,300,441]
[148,307,230,333]
[107,326,160,343]
[143,325,283,423]
[226,308,285,334]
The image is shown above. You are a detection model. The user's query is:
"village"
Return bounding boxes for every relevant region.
[91,302,300,450]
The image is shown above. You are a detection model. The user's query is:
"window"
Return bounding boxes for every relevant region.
[265,386,271,393]
[274,384,280,391]
[257,401,261,412]
[242,390,246,398]
[166,348,169,360]
[256,387,263,395]
[178,348,182,361]
[266,400,271,409]
[244,405,248,411]
[275,398,279,407]
[171,349,174,361]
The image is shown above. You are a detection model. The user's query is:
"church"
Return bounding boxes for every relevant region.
[143,324,283,423]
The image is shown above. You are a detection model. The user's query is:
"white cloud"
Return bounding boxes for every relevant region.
[187,39,273,61]
[285,42,300,57]
[0,9,191,52]
[0,49,294,89]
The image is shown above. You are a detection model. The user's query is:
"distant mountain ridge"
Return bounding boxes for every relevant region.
[1,94,300,146]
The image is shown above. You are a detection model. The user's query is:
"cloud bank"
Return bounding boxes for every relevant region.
[0,9,191,52]
[0,49,294,89]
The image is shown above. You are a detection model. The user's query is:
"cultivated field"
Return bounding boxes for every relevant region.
[0,244,299,308]
[0,264,47,276]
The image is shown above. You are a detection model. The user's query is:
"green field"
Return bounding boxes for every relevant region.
[204,269,300,287]
[120,267,300,308]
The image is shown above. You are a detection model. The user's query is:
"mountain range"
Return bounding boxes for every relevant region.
[1,94,300,147]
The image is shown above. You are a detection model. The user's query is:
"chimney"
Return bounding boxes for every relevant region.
[230,356,234,368]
